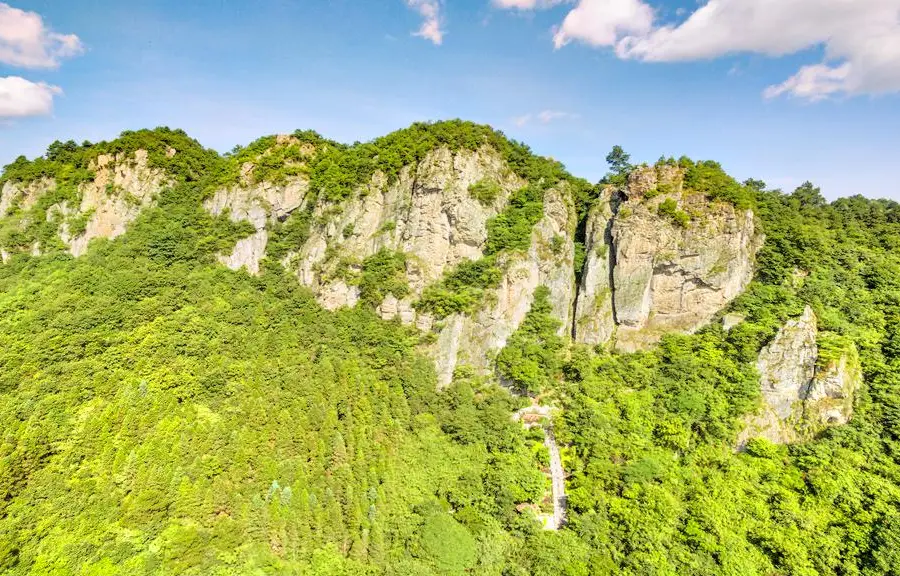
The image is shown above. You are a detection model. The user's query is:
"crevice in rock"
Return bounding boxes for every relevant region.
[607,190,624,327]
[570,213,589,340]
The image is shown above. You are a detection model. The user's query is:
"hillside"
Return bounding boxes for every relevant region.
[1,121,899,575]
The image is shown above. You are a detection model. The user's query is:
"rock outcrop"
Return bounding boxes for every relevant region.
[283,146,524,312]
[60,150,169,256]
[738,306,861,446]
[574,165,761,351]
[1,132,766,392]
[0,178,53,216]
[0,150,170,258]
[432,186,576,386]
[204,179,307,274]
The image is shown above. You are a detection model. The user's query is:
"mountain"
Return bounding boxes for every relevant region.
[1,121,899,575]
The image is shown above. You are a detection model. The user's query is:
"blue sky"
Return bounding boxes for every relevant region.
[1,0,898,199]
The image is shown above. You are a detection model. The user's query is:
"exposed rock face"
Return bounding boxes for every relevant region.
[63,150,169,256]
[738,306,861,446]
[0,150,170,258]
[1,141,766,392]
[284,146,524,311]
[574,166,761,351]
[805,343,861,427]
[722,313,746,331]
[432,187,577,386]
[204,179,307,274]
[574,190,615,346]
[0,178,54,216]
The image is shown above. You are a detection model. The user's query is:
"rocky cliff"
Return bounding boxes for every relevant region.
[0,125,766,391]
[574,165,761,351]
[283,146,524,313]
[213,143,575,386]
[0,149,171,260]
[738,306,861,446]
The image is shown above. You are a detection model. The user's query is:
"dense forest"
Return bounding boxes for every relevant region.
[1,122,899,575]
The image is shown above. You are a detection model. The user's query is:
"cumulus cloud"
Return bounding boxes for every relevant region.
[553,0,653,49]
[514,109,579,126]
[500,0,900,100]
[405,0,444,45]
[0,2,84,68]
[0,76,61,118]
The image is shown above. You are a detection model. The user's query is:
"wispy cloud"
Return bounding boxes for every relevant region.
[513,109,579,127]
[0,2,84,68]
[405,0,444,45]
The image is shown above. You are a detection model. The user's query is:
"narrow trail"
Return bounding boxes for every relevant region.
[543,424,567,530]
[513,403,567,530]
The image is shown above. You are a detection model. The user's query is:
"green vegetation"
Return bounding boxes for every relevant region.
[546,180,900,575]
[657,197,690,227]
[467,179,502,206]
[0,148,560,575]
[356,249,409,308]
[415,257,503,318]
[484,184,545,256]
[3,123,900,575]
[416,183,548,318]
[266,211,313,263]
[496,286,566,395]
[682,158,756,209]
[286,120,588,203]
[602,145,632,187]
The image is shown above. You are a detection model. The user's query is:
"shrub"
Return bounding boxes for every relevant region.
[468,179,502,205]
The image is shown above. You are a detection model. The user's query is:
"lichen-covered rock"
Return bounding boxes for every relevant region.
[806,341,861,427]
[738,306,861,446]
[204,179,308,274]
[722,313,746,331]
[573,165,761,351]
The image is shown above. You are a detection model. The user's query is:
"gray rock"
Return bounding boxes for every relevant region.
[573,165,761,351]
[738,306,861,446]
[574,189,616,346]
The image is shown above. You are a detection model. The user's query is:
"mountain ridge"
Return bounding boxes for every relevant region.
[2,120,900,575]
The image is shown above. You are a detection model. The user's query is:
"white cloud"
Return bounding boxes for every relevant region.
[553,0,654,49]
[514,109,579,126]
[499,0,900,100]
[0,76,62,118]
[763,63,852,101]
[0,2,84,68]
[405,0,444,45]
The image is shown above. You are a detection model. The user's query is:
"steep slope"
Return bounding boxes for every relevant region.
[0,129,214,261]
[2,122,900,576]
[0,125,763,388]
[199,122,587,387]
[738,306,862,445]
[574,163,761,351]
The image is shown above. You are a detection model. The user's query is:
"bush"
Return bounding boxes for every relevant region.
[356,249,409,307]
[657,198,690,227]
[468,179,502,205]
